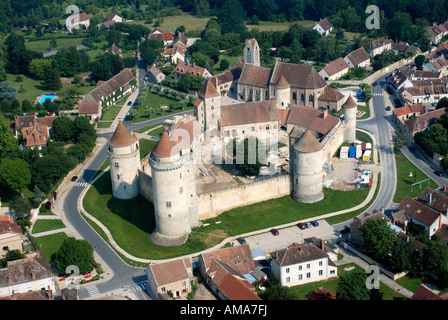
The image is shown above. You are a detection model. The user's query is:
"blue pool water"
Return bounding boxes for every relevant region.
[38,94,56,103]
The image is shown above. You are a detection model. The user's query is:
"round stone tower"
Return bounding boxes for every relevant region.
[290,129,324,203]
[274,76,291,109]
[149,132,193,246]
[108,122,140,200]
[343,95,357,143]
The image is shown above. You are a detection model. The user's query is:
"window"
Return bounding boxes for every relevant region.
[286,268,290,273]
[330,270,335,275]
[182,281,187,288]
[299,274,302,280]
[286,277,290,283]
[161,287,166,293]
[306,272,311,278]
[166,202,171,208]
[298,265,302,271]
[307,264,310,269]
[319,261,323,266]
[179,187,183,194]
[114,162,119,168]
[319,270,323,276]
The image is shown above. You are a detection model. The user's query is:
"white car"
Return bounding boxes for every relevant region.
[118,116,122,122]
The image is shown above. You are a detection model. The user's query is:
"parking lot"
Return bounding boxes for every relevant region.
[243,219,338,256]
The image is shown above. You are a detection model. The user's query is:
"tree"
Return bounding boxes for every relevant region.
[336,272,370,300]
[414,55,425,70]
[258,275,298,300]
[8,196,32,219]
[53,237,95,274]
[0,80,18,103]
[437,97,448,110]
[0,158,31,196]
[219,59,230,70]
[227,137,268,176]
[388,240,414,273]
[424,237,448,277]
[139,39,164,67]
[29,58,53,80]
[52,116,74,142]
[361,218,397,263]
[392,125,411,153]
[0,114,18,158]
[43,59,62,91]
[31,185,46,207]
[217,0,247,34]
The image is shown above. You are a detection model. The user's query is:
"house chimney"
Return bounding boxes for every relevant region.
[429,193,432,204]
[320,239,324,251]
[403,221,407,233]
[31,270,36,280]
[322,110,328,119]
[392,218,395,225]
[439,212,443,229]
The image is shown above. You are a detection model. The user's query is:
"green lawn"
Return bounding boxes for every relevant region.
[147,126,165,138]
[32,232,69,262]
[139,138,157,159]
[6,73,95,104]
[246,20,315,32]
[394,151,439,203]
[83,171,372,261]
[25,37,85,53]
[101,104,124,121]
[131,92,193,123]
[136,122,163,133]
[32,219,66,234]
[289,262,407,300]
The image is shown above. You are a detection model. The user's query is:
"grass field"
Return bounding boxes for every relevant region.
[6,73,95,104]
[139,138,157,159]
[246,20,315,32]
[25,37,85,53]
[83,172,371,260]
[32,232,69,262]
[32,219,66,234]
[147,126,164,138]
[394,151,439,203]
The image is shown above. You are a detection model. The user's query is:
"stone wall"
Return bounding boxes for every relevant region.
[197,174,291,220]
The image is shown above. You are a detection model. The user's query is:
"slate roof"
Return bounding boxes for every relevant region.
[0,258,53,287]
[270,243,328,267]
[270,62,326,89]
[219,100,280,127]
[345,47,370,67]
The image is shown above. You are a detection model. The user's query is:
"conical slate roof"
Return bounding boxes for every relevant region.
[275,76,290,89]
[109,122,137,147]
[343,95,357,108]
[197,79,220,99]
[292,129,322,153]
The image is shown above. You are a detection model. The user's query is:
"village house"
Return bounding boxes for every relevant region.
[391,41,419,56]
[197,244,261,300]
[428,21,448,45]
[0,216,22,257]
[411,284,448,300]
[148,65,166,84]
[270,242,338,287]
[146,257,193,300]
[319,57,350,81]
[163,42,187,64]
[398,189,448,238]
[396,107,444,142]
[423,56,448,77]
[368,38,393,57]
[148,27,174,46]
[173,61,212,81]
[21,122,49,151]
[105,43,122,57]
[78,101,101,123]
[317,86,346,112]
[343,47,371,69]
[97,12,122,29]
[66,12,92,31]
[349,211,391,248]
[208,59,243,97]
[392,104,426,127]
[312,18,334,36]
[398,79,448,105]
[0,257,55,298]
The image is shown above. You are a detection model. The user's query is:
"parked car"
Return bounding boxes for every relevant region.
[306,222,312,228]
[118,116,122,122]
[408,146,415,152]
[271,228,279,236]
[311,221,319,227]
[71,176,78,182]
[237,237,246,244]
[127,101,132,106]
[340,226,350,234]
[435,170,444,177]
[297,223,307,230]
[386,106,391,111]
[372,82,377,86]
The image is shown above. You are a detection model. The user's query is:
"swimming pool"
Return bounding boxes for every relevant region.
[38,94,57,104]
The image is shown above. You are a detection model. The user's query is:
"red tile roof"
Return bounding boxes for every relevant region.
[78,101,100,115]
[285,105,339,136]
[0,216,21,234]
[318,87,345,102]
[219,273,261,300]
[22,123,49,147]
[345,47,370,67]
[108,122,138,148]
[270,62,326,89]
[219,100,280,127]
[148,258,191,287]
[322,57,349,77]
[238,64,272,88]
[393,104,425,117]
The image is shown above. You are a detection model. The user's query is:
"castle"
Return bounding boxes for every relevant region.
[107,39,358,246]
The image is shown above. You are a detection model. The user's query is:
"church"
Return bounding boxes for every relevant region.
[107,38,357,246]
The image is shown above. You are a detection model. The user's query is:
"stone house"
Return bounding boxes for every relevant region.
[270,242,338,287]
[319,57,350,81]
[105,43,122,57]
[349,211,391,248]
[148,65,165,84]
[423,56,448,77]
[392,104,426,127]
[0,257,55,297]
[146,257,193,300]
[368,38,393,57]
[173,61,212,81]
[97,13,122,29]
[0,216,22,257]
[66,12,92,31]
[317,87,346,112]
[163,42,187,64]
[21,122,49,151]
[197,244,261,300]
[78,101,101,123]
[344,47,371,69]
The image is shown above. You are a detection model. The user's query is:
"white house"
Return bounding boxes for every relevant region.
[344,47,371,69]
[319,57,349,80]
[270,243,337,287]
[313,18,333,36]
[368,38,393,57]
[0,257,55,298]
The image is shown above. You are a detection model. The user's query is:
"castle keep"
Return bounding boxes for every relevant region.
[108,38,357,246]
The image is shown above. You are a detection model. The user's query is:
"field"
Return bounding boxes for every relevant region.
[32,219,66,234]
[139,138,157,159]
[25,37,85,53]
[394,151,439,203]
[32,232,69,262]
